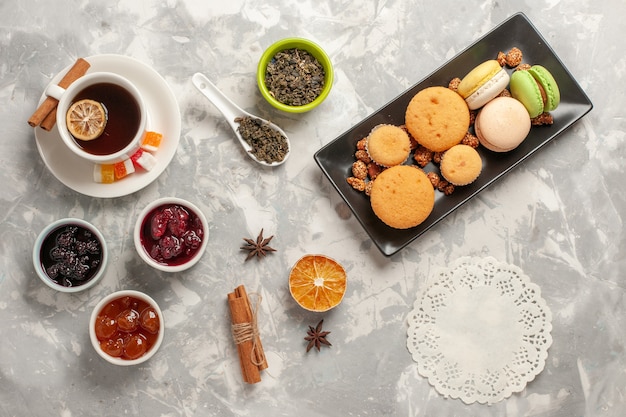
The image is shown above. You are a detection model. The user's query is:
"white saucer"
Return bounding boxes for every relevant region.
[34,54,181,198]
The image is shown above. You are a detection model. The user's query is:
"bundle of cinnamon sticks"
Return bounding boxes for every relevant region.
[27,58,90,131]
[227,285,268,383]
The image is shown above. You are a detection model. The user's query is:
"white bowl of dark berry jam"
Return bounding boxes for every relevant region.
[90,290,164,366]
[32,218,108,293]
[134,197,209,272]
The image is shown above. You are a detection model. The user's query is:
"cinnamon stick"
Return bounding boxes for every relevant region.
[235,285,268,370]
[28,58,91,129]
[228,294,260,383]
[40,107,58,131]
[227,284,267,383]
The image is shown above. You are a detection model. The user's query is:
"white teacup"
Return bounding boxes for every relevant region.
[47,72,147,164]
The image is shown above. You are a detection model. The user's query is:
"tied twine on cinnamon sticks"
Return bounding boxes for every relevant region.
[227,285,268,384]
[28,58,90,131]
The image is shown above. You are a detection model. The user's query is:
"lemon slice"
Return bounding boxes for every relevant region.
[66,99,107,141]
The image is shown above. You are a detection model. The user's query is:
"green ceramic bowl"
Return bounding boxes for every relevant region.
[257,38,333,113]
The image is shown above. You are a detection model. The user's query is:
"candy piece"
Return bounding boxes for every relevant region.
[114,159,135,180]
[131,148,157,171]
[141,131,163,152]
[93,159,135,183]
[94,164,115,184]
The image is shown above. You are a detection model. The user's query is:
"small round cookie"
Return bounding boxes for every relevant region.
[440,144,483,186]
[405,86,470,152]
[370,165,435,229]
[365,124,411,167]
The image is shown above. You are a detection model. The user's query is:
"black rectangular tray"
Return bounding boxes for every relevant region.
[314,12,593,256]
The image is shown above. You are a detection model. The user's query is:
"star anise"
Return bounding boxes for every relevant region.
[240,228,276,261]
[305,319,331,352]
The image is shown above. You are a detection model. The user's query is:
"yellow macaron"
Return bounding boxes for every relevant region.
[457,60,510,110]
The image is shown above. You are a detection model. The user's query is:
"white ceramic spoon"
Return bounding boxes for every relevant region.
[192,72,290,167]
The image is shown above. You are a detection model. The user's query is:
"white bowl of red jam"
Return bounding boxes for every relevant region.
[32,218,108,293]
[134,197,209,272]
[90,290,164,365]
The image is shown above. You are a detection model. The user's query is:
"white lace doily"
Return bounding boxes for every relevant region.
[407,256,553,405]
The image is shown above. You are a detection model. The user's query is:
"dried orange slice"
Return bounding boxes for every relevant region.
[289,254,347,312]
[66,99,107,140]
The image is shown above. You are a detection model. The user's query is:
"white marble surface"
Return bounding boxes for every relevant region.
[1,1,625,416]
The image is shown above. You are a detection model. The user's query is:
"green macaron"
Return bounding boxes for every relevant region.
[510,65,560,118]
[529,65,560,112]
